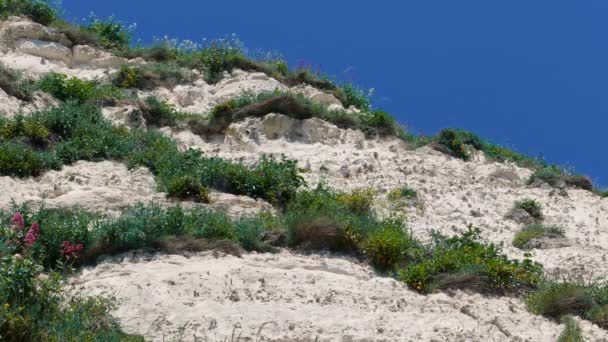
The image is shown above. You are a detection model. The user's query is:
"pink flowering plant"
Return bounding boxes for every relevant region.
[1,212,41,256]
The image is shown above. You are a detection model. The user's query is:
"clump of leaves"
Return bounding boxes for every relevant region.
[113,63,194,90]
[528,166,593,191]
[527,282,597,320]
[336,188,375,214]
[0,0,59,25]
[557,316,585,342]
[512,224,565,249]
[0,63,36,101]
[165,176,210,203]
[81,15,134,52]
[398,226,543,294]
[334,83,371,111]
[514,198,544,221]
[38,73,126,104]
[388,186,418,201]
[433,128,482,160]
[362,217,422,271]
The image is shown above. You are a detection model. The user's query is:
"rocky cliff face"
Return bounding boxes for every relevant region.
[1,15,607,341]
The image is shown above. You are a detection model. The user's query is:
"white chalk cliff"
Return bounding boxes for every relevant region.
[1,15,607,341]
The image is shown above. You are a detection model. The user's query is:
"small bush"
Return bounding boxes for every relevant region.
[165,176,210,203]
[527,282,596,319]
[0,64,36,101]
[514,198,544,221]
[0,142,51,177]
[434,128,483,161]
[38,73,94,103]
[528,166,593,191]
[513,224,565,249]
[398,227,543,293]
[38,73,126,104]
[289,215,354,252]
[113,63,194,90]
[0,0,59,25]
[557,316,584,342]
[388,186,418,201]
[362,218,421,271]
[82,15,134,52]
[0,214,141,341]
[335,83,371,111]
[336,188,375,214]
[138,96,182,127]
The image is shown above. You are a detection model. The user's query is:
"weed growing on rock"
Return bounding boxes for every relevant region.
[398,227,543,294]
[527,281,608,329]
[528,166,593,191]
[166,176,210,203]
[557,316,584,342]
[113,62,194,90]
[81,14,134,52]
[204,91,403,138]
[513,224,565,250]
[0,103,304,204]
[0,63,36,101]
[0,0,59,25]
[38,73,127,104]
[514,198,544,221]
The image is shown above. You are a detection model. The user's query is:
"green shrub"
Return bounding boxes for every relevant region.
[514,198,544,221]
[0,115,49,145]
[0,0,59,25]
[335,83,371,111]
[557,316,584,342]
[38,73,94,103]
[82,15,133,52]
[113,65,140,88]
[113,63,194,90]
[388,186,418,201]
[398,227,543,293]
[362,218,421,271]
[0,64,36,101]
[336,188,375,214]
[138,96,184,127]
[0,214,141,341]
[528,166,593,191]
[193,39,247,83]
[0,142,51,177]
[513,224,565,249]
[434,128,484,161]
[38,73,127,104]
[527,282,596,319]
[165,176,210,203]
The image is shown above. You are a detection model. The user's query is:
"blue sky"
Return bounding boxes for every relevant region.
[62,0,608,186]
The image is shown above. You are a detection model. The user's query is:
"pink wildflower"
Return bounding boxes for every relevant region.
[10,212,24,230]
[61,241,84,260]
[24,223,39,247]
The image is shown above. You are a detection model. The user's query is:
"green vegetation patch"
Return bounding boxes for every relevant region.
[512,224,565,249]
[0,0,59,25]
[0,63,36,101]
[38,73,128,104]
[113,63,195,90]
[0,102,305,205]
[527,282,608,330]
[196,91,403,139]
[0,210,143,341]
[514,198,544,221]
[557,316,585,342]
[398,227,543,294]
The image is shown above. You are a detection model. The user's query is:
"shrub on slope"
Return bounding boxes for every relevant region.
[0,0,58,25]
[0,102,305,205]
